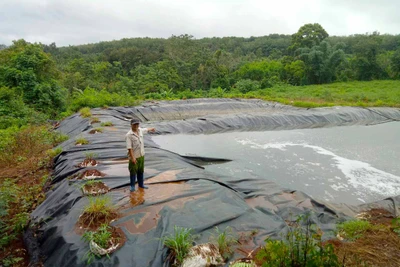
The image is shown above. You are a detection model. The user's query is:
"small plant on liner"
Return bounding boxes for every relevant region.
[210,226,238,260]
[163,226,196,266]
[101,121,113,127]
[82,224,118,264]
[75,136,89,145]
[79,107,92,118]
[90,117,100,124]
[84,152,98,161]
[93,127,104,133]
[80,196,117,227]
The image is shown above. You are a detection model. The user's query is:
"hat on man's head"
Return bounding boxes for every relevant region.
[130,118,140,125]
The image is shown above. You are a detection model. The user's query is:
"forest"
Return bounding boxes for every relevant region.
[1,23,400,127]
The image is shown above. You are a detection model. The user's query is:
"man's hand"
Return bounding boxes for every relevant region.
[132,157,137,165]
[148,127,156,133]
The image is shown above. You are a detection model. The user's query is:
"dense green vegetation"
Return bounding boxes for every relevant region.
[1,23,400,128]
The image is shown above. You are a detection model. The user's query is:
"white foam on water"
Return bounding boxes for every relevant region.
[236,139,400,199]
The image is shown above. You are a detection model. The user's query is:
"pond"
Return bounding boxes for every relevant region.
[152,122,400,205]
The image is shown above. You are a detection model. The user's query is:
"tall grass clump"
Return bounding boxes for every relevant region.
[82,224,114,264]
[163,226,196,266]
[75,136,89,145]
[79,107,92,118]
[80,196,117,227]
[210,226,238,260]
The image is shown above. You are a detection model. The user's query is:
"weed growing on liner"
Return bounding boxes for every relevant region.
[75,136,89,145]
[100,121,113,127]
[84,152,98,161]
[163,226,196,266]
[80,196,117,228]
[82,224,115,264]
[79,107,92,118]
[210,226,238,260]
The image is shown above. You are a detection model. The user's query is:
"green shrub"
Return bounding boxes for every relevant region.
[209,87,226,98]
[234,79,261,93]
[256,214,339,267]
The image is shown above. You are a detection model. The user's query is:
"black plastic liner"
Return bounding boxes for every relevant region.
[26,99,400,266]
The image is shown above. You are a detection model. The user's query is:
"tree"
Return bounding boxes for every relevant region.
[290,23,329,53]
[0,40,65,115]
[298,41,346,84]
[352,33,383,80]
[391,48,400,78]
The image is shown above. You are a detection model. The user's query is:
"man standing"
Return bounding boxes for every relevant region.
[125,118,155,192]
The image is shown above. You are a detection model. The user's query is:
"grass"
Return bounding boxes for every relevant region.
[79,180,103,192]
[82,180,102,188]
[100,121,113,127]
[84,152,97,161]
[210,226,238,260]
[79,107,92,118]
[142,80,400,108]
[93,127,103,133]
[82,224,113,264]
[163,226,196,266]
[80,196,117,227]
[336,220,375,241]
[90,117,100,124]
[249,80,400,108]
[75,136,89,145]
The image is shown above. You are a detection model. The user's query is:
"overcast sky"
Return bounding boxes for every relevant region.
[1,0,399,47]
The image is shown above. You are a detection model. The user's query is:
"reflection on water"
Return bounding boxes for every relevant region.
[130,188,145,206]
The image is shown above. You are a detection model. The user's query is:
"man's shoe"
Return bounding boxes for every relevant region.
[130,186,136,192]
[139,185,149,189]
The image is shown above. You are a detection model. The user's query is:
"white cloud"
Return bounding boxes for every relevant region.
[0,0,399,46]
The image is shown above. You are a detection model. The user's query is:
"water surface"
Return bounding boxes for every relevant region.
[152,122,400,205]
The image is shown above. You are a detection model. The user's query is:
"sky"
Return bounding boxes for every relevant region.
[1,0,399,47]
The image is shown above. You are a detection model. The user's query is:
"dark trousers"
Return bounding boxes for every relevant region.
[128,156,145,189]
